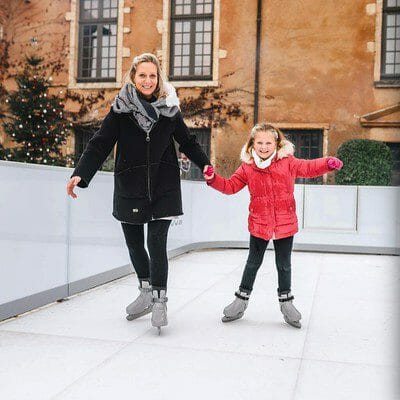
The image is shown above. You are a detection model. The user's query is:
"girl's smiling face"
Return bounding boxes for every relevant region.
[253,130,277,160]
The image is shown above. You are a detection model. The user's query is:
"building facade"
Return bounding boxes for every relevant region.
[0,0,399,183]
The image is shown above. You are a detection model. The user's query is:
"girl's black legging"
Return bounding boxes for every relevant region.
[239,235,294,295]
[121,220,171,290]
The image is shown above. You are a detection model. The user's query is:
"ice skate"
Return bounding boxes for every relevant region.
[278,290,302,329]
[126,281,153,321]
[151,289,168,334]
[222,290,250,323]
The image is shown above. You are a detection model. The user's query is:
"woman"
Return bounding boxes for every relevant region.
[203,123,342,328]
[67,53,211,333]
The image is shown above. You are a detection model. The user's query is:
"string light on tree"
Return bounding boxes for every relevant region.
[1,55,70,166]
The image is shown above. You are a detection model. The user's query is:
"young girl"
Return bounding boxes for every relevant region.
[203,123,343,328]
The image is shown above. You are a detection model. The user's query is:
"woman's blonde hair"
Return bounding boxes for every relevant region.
[243,123,288,157]
[124,53,168,99]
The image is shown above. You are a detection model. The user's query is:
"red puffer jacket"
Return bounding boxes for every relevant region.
[207,141,333,241]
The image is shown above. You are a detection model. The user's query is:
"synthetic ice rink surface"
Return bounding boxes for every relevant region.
[0,249,398,400]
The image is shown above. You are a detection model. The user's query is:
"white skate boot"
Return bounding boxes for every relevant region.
[151,289,168,334]
[278,290,302,329]
[222,290,250,323]
[126,281,153,321]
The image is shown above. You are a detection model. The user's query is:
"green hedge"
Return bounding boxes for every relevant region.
[335,139,392,186]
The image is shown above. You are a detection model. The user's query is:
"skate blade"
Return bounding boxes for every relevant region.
[284,315,302,329]
[151,318,168,333]
[126,307,152,321]
[221,312,244,323]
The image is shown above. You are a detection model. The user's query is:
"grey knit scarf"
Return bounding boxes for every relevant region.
[112,82,180,133]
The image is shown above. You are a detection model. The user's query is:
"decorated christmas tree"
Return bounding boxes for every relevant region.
[2,55,72,166]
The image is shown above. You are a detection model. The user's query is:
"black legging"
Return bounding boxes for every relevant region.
[121,220,171,290]
[239,235,294,294]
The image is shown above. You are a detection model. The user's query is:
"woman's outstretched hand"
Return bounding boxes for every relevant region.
[203,165,215,181]
[327,157,343,171]
[67,176,82,198]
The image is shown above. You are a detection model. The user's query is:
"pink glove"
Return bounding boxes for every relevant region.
[203,165,215,180]
[327,157,343,170]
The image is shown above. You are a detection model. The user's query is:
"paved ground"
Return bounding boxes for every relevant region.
[0,249,398,400]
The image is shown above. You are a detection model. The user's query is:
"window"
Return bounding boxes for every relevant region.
[381,0,400,80]
[170,0,214,80]
[282,129,324,184]
[385,142,400,185]
[178,128,211,180]
[78,0,118,82]
[74,124,115,171]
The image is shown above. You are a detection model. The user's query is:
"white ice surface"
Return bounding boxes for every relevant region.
[0,249,398,400]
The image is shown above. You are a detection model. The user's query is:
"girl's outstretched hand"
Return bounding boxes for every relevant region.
[67,176,82,198]
[203,165,215,181]
[327,157,343,170]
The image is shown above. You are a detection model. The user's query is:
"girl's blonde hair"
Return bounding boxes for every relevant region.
[243,123,288,158]
[124,53,168,99]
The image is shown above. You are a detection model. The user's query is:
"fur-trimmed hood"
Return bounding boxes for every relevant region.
[240,139,295,164]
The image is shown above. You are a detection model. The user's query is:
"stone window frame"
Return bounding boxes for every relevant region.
[161,0,221,87]
[66,0,125,90]
[274,123,330,184]
[380,0,400,80]
[374,0,400,87]
[77,0,119,83]
[169,0,214,81]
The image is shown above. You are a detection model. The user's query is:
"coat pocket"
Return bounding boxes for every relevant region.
[152,161,181,196]
[114,166,148,198]
[286,198,296,213]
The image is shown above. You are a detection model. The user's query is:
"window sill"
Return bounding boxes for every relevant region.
[68,81,122,90]
[374,80,400,88]
[169,80,219,88]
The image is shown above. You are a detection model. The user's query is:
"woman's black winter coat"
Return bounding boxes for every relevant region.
[72,108,210,224]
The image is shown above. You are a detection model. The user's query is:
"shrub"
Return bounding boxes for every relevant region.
[335,139,392,186]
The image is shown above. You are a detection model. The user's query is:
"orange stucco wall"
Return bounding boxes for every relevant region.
[0,0,398,177]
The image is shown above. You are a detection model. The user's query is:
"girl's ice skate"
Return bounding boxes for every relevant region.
[278,290,302,329]
[126,281,153,321]
[151,289,168,334]
[222,290,249,323]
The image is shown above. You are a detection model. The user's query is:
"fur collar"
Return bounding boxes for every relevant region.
[240,139,295,164]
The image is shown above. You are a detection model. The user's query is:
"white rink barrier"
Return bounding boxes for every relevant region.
[1,160,399,321]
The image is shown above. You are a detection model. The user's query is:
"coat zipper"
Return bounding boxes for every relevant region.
[146,131,151,202]
[144,119,161,204]
[267,169,277,238]
[127,115,160,203]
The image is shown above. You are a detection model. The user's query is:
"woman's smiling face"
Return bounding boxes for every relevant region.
[133,62,158,99]
[253,130,277,160]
